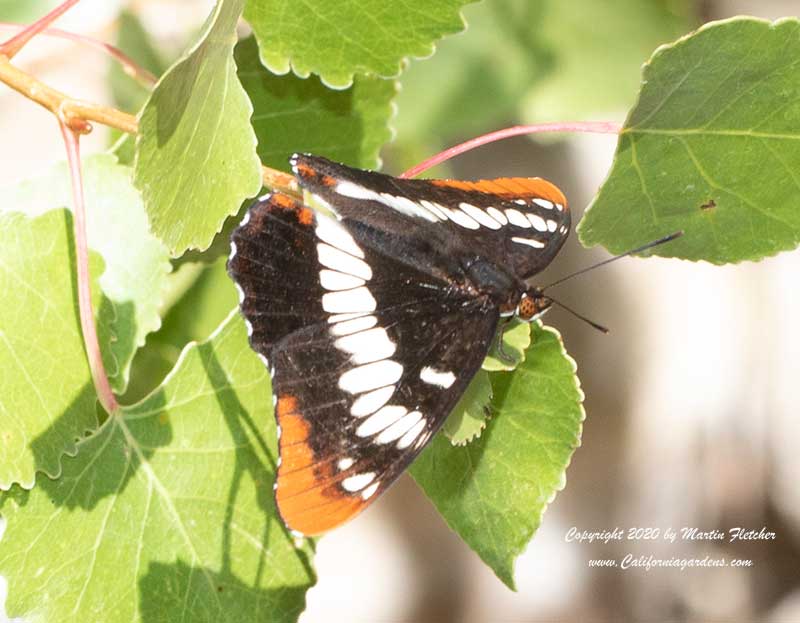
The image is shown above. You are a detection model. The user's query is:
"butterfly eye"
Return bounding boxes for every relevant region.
[517,291,552,321]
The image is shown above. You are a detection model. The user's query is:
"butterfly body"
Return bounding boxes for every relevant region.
[227,154,569,535]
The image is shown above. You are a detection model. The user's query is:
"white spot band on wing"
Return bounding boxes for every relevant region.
[397,418,426,449]
[375,411,423,444]
[505,209,531,228]
[341,472,376,492]
[350,385,395,417]
[442,206,480,230]
[315,216,364,258]
[459,203,502,230]
[335,180,440,222]
[335,327,396,364]
[487,207,508,225]
[527,213,548,232]
[335,180,376,200]
[419,366,456,388]
[361,482,380,500]
[317,243,373,280]
[330,315,378,336]
[322,287,377,314]
[511,236,545,248]
[356,405,408,437]
[320,269,365,291]
[338,360,404,394]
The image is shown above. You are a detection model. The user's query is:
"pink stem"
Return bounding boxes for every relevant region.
[0,22,157,86]
[59,122,119,415]
[0,0,81,59]
[400,121,623,179]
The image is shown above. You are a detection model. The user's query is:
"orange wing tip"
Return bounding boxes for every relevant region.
[431,177,567,209]
[277,489,369,536]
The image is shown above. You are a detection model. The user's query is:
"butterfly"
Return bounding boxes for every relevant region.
[227,153,570,536]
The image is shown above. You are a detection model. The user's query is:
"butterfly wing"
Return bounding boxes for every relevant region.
[228,193,498,535]
[291,153,571,280]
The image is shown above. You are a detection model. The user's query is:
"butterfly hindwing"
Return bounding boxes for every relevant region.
[228,192,327,359]
[228,193,499,535]
[291,153,571,279]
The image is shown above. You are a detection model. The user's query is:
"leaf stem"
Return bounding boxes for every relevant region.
[0,54,137,133]
[0,22,157,86]
[400,121,623,178]
[59,122,120,415]
[0,0,81,59]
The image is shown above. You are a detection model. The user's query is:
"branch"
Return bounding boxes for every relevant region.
[59,122,120,415]
[0,54,137,133]
[400,121,623,178]
[262,166,299,194]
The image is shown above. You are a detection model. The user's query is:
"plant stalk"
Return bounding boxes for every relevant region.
[400,121,623,178]
[59,122,120,415]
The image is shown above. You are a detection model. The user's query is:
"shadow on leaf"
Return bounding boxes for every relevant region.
[139,559,309,623]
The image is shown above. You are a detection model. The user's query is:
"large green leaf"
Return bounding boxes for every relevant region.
[0,313,315,622]
[244,0,476,89]
[579,17,800,263]
[411,324,584,589]
[134,0,262,256]
[0,154,170,394]
[236,36,397,170]
[121,257,239,404]
[0,211,104,488]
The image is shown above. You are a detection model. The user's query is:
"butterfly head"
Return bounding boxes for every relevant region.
[516,287,552,322]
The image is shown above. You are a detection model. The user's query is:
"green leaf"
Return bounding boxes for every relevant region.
[244,0,476,89]
[521,0,692,123]
[236,36,397,170]
[483,319,531,372]
[0,313,316,621]
[0,211,103,488]
[579,17,800,263]
[0,154,171,394]
[411,324,584,589]
[109,9,166,115]
[134,0,262,256]
[443,370,492,445]
[121,257,239,404]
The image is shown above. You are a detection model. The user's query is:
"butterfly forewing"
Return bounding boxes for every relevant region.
[291,153,571,279]
[229,192,498,535]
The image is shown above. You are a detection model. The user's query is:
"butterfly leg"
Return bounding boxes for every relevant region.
[492,316,516,365]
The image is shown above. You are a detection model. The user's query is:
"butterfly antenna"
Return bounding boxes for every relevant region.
[541,231,683,291]
[546,295,610,334]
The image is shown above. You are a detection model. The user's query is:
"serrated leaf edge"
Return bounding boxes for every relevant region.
[248,5,472,90]
[577,16,800,265]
